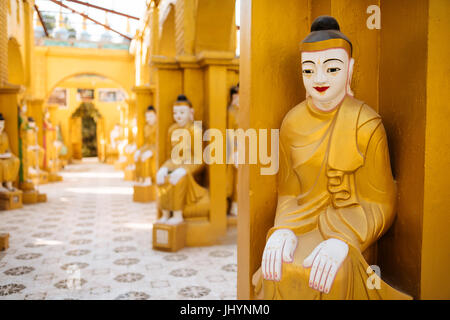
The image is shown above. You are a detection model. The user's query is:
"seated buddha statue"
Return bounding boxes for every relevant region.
[0,113,20,193]
[123,117,138,179]
[26,117,46,182]
[156,95,209,225]
[252,16,410,300]
[226,84,240,216]
[134,106,157,186]
[106,124,122,163]
[55,124,68,169]
[43,111,57,172]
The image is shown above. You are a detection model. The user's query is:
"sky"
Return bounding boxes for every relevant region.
[35,0,240,54]
[34,0,148,42]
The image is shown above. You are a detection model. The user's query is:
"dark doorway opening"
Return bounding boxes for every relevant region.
[72,102,102,158]
[82,116,97,157]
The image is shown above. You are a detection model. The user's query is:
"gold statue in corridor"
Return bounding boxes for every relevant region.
[156,95,209,225]
[0,113,20,193]
[253,16,411,300]
[134,106,157,186]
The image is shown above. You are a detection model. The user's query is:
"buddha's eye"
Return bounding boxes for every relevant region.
[327,67,341,73]
[302,69,314,75]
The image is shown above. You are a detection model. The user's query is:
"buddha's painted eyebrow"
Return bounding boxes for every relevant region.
[302,60,315,64]
[324,58,344,64]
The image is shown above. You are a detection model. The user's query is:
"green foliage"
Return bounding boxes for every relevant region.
[42,14,56,34]
[72,103,101,157]
[71,102,102,120]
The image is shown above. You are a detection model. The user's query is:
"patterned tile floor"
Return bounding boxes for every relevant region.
[0,159,237,300]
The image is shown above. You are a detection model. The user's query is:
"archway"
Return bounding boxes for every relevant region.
[7,38,25,86]
[46,74,129,163]
[71,102,102,158]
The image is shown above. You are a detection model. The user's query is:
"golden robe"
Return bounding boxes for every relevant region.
[158,121,209,218]
[254,96,411,300]
[135,124,157,180]
[44,121,57,172]
[26,129,44,170]
[0,132,20,183]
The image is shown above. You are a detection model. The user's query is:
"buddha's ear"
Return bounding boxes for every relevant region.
[347,57,355,96]
[189,108,194,121]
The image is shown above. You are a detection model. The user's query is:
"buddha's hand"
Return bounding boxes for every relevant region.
[141,150,153,160]
[262,229,297,281]
[303,238,349,294]
[156,167,169,185]
[134,150,141,162]
[169,167,187,185]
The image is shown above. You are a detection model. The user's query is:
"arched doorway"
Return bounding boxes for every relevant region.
[71,102,103,159]
[45,74,128,163]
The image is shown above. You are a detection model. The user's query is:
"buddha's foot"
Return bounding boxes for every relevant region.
[156,217,169,224]
[156,210,171,224]
[0,186,11,193]
[166,211,184,225]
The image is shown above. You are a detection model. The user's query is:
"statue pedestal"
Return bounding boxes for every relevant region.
[133,185,156,202]
[20,181,46,204]
[48,172,62,182]
[152,222,187,252]
[22,190,38,204]
[124,168,135,181]
[227,215,237,227]
[0,190,23,210]
[0,233,9,251]
[30,171,48,185]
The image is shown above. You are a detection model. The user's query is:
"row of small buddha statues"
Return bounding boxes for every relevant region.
[111,88,240,225]
[0,106,66,210]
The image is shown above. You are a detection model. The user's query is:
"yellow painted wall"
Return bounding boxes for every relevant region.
[421,0,450,300]
[33,46,134,102]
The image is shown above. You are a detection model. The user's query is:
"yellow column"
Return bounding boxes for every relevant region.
[27,98,45,148]
[378,0,429,299]
[126,98,136,144]
[0,0,8,87]
[421,0,450,300]
[202,61,228,241]
[237,0,310,299]
[23,0,35,91]
[132,86,154,148]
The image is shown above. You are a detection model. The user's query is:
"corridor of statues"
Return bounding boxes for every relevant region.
[0,0,448,302]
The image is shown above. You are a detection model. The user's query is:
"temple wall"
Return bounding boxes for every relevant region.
[238,0,450,300]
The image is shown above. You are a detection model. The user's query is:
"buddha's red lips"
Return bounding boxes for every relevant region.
[314,86,330,93]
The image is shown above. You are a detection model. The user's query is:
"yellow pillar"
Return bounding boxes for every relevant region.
[27,98,45,147]
[132,85,154,148]
[378,0,429,299]
[202,60,229,241]
[0,0,8,87]
[237,0,310,299]
[126,98,136,144]
[420,0,450,300]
